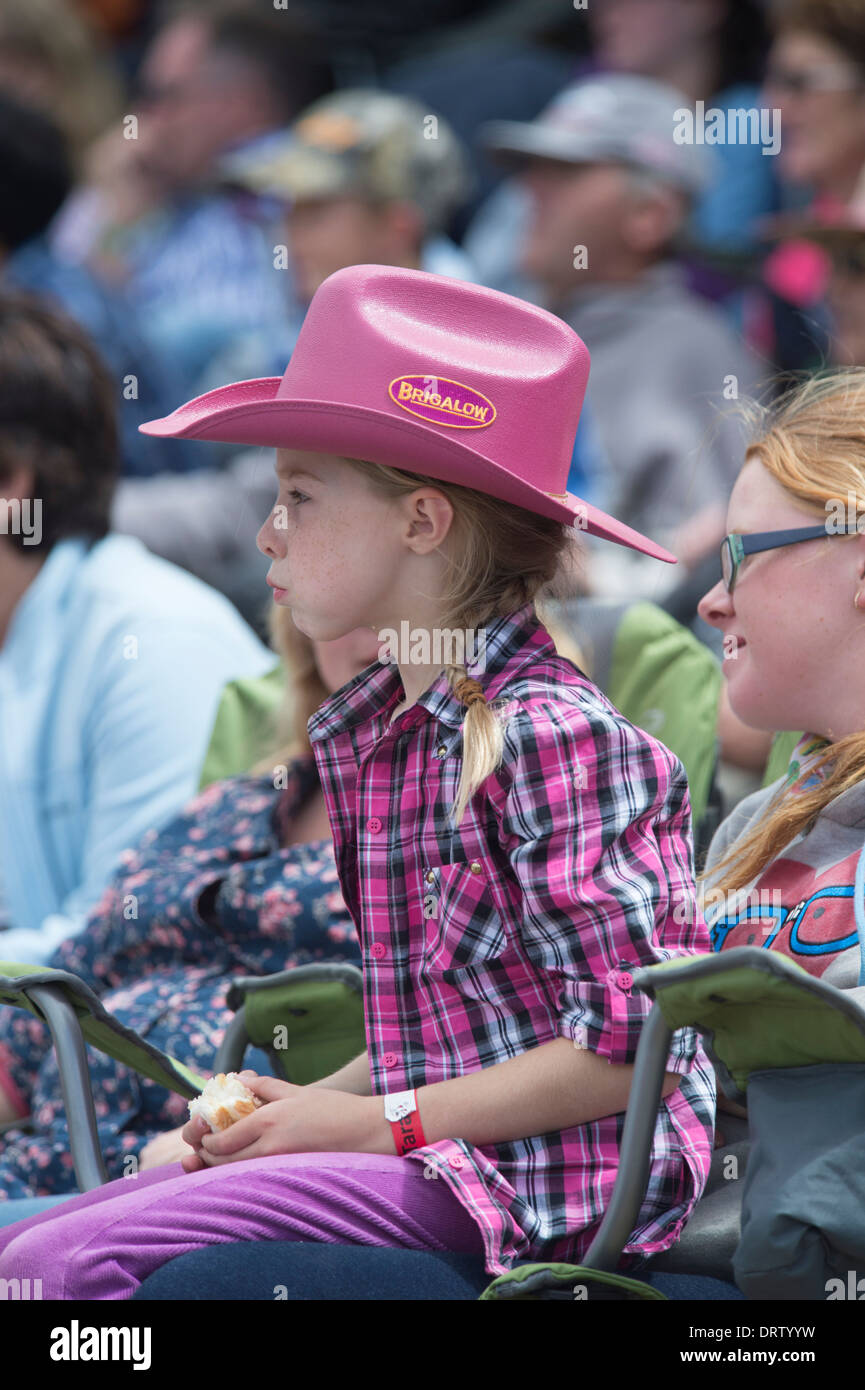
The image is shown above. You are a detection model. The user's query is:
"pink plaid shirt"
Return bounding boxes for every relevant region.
[307,602,715,1277]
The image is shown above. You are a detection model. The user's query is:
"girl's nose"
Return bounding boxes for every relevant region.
[256,511,282,559]
[697,578,734,629]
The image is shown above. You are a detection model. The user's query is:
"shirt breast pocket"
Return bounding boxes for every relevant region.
[421,859,507,976]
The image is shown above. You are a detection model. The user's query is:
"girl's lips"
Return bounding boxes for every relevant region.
[722,636,747,665]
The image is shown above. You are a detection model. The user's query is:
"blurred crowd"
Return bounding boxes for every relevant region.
[4,0,862,632]
[3,0,865,945]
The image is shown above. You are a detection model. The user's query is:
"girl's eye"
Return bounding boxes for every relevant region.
[287,488,309,505]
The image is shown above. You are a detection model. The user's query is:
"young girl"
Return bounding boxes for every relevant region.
[694,370,865,1138]
[0,264,715,1297]
[698,370,865,984]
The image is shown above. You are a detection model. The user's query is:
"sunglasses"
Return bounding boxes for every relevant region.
[764,64,865,96]
[721,524,862,593]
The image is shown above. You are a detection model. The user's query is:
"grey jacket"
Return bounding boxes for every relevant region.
[702,772,865,990]
[561,262,764,544]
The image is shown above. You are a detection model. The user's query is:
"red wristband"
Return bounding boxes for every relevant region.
[384,1088,427,1155]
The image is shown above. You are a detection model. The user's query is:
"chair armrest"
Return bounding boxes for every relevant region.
[581,1005,674,1272]
[25,984,108,1191]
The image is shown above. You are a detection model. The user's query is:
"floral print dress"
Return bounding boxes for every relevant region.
[0,756,359,1200]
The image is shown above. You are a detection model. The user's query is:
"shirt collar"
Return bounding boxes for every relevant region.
[307,601,556,743]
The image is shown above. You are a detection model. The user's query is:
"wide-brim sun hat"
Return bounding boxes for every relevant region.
[139,263,675,563]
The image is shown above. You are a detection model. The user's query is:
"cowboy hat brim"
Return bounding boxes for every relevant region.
[140,377,676,563]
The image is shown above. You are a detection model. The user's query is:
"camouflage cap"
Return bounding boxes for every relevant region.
[220,88,472,233]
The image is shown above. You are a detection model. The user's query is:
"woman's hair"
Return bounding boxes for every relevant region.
[701,368,865,895]
[251,602,330,775]
[770,0,865,76]
[256,458,584,826]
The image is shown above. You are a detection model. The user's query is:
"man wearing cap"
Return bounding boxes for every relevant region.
[482,74,763,601]
[112,90,478,627]
[219,88,476,325]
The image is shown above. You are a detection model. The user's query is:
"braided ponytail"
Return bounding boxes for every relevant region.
[446,671,505,827]
[335,457,584,828]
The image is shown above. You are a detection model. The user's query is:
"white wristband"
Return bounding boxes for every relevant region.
[383,1088,417,1123]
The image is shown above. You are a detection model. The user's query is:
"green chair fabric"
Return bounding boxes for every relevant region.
[0,963,206,1097]
[220,964,366,1085]
[479,1262,667,1301]
[198,660,283,790]
[632,946,865,1101]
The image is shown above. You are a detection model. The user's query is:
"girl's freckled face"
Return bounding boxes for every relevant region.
[697,457,858,734]
[256,448,402,643]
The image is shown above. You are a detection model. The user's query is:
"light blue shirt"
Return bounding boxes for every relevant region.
[0,534,274,964]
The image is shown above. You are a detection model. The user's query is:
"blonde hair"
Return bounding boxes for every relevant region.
[701,369,865,895]
[267,457,580,827]
[250,602,328,775]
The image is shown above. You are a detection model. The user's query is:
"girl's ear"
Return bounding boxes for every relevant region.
[404,488,454,551]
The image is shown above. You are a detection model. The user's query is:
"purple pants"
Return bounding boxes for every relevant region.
[0,1152,487,1300]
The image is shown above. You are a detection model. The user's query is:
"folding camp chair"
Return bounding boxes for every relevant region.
[0,960,365,1191]
[8,947,863,1299]
[481,946,865,1299]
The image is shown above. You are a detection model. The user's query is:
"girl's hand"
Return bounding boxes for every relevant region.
[180,1071,389,1171]
[139,1124,195,1170]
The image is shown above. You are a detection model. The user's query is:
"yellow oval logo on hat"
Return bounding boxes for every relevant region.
[389,375,496,429]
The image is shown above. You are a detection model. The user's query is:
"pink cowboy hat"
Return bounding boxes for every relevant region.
[140,263,675,562]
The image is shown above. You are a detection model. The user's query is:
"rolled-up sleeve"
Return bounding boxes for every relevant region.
[489,695,709,1071]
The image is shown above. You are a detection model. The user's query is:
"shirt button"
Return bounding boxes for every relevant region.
[425,870,436,885]
[366,816,382,833]
[371,942,386,959]
[435,744,446,758]
[382,1052,398,1069]
[448,1154,465,1170]
[469,861,482,874]
[618,971,633,991]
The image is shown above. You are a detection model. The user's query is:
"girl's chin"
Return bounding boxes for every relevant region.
[726,686,790,736]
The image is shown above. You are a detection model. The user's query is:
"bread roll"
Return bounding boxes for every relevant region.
[188,1072,263,1133]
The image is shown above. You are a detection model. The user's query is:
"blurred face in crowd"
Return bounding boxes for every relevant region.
[697,456,861,739]
[588,0,724,78]
[826,242,865,366]
[0,47,57,117]
[764,31,865,195]
[286,196,423,303]
[134,17,279,189]
[519,159,682,296]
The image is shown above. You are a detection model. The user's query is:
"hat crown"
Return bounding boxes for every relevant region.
[277,263,589,496]
[138,262,677,560]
